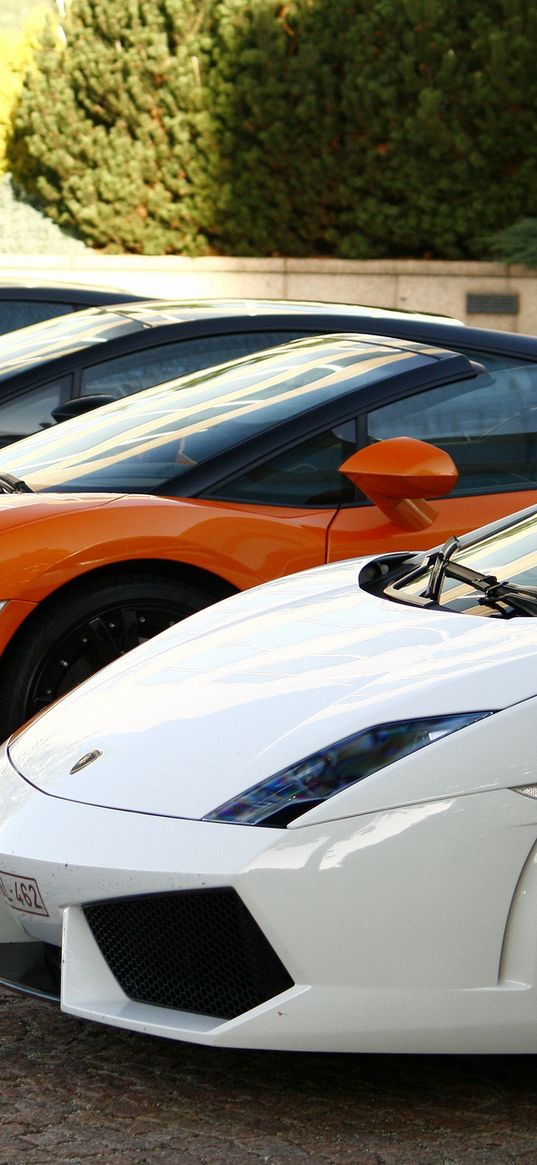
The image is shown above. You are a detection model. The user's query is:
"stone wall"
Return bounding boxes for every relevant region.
[1,254,535,333]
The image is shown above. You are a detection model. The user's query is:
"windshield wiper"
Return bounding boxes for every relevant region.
[423,536,537,616]
[0,473,33,494]
[422,535,460,602]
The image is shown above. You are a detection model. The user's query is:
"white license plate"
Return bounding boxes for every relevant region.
[0,870,48,916]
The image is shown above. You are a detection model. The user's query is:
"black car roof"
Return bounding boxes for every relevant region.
[0,297,534,387]
[0,282,146,305]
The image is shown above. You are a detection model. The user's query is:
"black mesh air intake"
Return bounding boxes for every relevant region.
[83,887,294,1020]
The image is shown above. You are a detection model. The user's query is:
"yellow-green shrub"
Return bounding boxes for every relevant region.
[0,6,53,173]
[7,0,537,259]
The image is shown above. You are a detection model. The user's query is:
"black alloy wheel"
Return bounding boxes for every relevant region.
[0,573,221,740]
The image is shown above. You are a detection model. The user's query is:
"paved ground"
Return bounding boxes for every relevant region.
[2,987,537,1165]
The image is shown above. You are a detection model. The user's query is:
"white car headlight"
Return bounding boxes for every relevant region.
[204,712,493,828]
[513,785,537,799]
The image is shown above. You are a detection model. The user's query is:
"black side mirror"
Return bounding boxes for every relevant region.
[51,394,118,423]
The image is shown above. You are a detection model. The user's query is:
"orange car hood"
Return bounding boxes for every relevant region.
[0,492,121,529]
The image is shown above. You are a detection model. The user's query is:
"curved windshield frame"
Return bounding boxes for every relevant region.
[0,336,436,494]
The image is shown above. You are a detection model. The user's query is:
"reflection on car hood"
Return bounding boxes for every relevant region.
[0,491,122,530]
[9,556,537,819]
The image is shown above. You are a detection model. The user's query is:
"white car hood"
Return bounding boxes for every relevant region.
[8,558,537,819]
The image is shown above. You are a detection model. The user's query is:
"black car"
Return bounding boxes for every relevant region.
[0,297,536,447]
[0,281,147,336]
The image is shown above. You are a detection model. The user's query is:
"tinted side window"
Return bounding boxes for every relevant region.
[203,421,357,507]
[0,301,74,335]
[0,375,72,445]
[80,332,311,397]
[367,364,537,492]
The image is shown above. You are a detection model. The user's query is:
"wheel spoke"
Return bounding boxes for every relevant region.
[118,605,145,652]
[23,592,192,730]
[113,606,142,654]
[84,612,130,667]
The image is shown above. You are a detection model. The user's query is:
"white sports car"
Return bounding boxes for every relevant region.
[2,503,537,1054]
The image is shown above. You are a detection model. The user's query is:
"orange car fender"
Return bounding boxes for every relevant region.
[0,598,42,652]
[0,493,333,608]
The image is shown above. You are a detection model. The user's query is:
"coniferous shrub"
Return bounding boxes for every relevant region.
[7,0,537,258]
[325,0,537,260]
[205,0,537,259]
[8,0,217,253]
[187,0,329,256]
[486,219,537,268]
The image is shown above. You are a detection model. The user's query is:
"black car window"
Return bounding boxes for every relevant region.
[0,311,139,380]
[367,364,537,493]
[0,375,72,446]
[79,332,312,397]
[0,301,75,335]
[202,421,357,507]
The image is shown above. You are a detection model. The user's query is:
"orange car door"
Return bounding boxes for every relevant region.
[328,362,537,561]
[326,487,537,563]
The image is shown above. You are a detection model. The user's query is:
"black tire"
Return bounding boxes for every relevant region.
[0,572,219,740]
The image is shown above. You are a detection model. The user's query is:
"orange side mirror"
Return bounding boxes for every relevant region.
[339,436,459,531]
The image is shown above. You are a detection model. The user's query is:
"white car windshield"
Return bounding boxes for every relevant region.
[387,508,537,616]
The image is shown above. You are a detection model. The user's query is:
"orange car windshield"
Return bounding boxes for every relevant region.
[0,336,438,494]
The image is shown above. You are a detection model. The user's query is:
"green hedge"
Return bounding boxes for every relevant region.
[7,0,537,257]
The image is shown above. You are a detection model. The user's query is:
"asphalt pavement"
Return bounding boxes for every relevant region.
[2,986,537,1164]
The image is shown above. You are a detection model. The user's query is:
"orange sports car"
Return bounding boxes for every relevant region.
[0,330,534,737]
